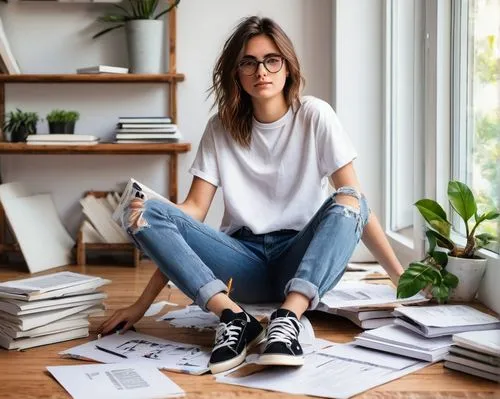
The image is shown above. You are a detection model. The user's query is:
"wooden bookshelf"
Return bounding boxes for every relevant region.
[0,73,185,83]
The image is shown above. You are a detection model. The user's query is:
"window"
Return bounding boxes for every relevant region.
[452,0,500,254]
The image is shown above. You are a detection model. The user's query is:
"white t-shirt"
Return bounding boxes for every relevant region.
[189,96,357,235]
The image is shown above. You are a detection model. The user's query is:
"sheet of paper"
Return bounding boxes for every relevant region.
[144,301,178,317]
[60,331,211,375]
[217,343,428,399]
[47,362,184,399]
[453,329,500,356]
[0,272,99,295]
[320,282,426,309]
[394,305,500,327]
[158,305,219,330]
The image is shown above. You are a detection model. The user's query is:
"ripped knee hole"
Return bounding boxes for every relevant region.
[335,193,360,210]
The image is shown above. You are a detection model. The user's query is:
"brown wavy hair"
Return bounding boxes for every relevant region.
[209,16,304,147]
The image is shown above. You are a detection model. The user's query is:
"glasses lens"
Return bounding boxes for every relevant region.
[264,57,283,73]
[239,60,258,75]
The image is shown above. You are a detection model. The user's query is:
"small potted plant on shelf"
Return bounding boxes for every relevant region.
[92,0,181,74]
[3,109,39,142]
[397,181,499,303]
[46,109,80,134]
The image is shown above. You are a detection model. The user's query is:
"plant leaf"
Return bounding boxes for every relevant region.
[92,24,125,39]
[448,181,477,225]
[431,251,448,267]
[426,229,455,251]
[98,15,128,23]
[431,284,450,304]
[415,199,451,237]
[442,271,459,288]
[155,0,181,19]
[483,210,500,221]
[426,230,437,254]
[396,262,439,298]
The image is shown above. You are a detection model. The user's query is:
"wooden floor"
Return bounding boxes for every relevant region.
[0,261,498,399]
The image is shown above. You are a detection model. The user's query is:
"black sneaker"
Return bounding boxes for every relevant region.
[259,309,304,366]
[208,309,265,374]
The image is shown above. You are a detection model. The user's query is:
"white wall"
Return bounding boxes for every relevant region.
[0,0,333,236]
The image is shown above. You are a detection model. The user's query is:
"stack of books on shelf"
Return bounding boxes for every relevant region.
[353,305,500,363]
[115,117,182,143]
[76,65,129,75]
[0,272,109,350]
[26,134,100,146]
[444,329,500,382]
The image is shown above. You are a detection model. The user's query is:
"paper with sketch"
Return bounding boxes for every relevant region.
[217,343,429,399]
[453,329,500,356]
[319,282,427,310]
[47,362,185,399]
[60,331,211,375]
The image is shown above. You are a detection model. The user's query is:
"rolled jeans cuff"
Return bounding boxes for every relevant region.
[196,279,227,311]
[284,278,320,311]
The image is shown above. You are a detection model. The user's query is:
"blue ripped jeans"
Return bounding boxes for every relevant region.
[123,187,370,311]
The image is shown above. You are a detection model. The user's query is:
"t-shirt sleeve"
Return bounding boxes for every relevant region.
[313,99,358,177]
[189,119,221,187]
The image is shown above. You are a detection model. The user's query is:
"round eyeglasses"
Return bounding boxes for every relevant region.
[237,56,284,76]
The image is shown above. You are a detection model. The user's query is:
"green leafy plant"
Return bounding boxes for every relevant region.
[92,0,180,39]
[3,108,39,135]
[397,180,500,303]
[46,109,80,123]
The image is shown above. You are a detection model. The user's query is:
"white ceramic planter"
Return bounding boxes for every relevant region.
[446,256,487,302]
[126,20,164,74]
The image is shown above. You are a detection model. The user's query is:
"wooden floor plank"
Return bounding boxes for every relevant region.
[0,261,498,398]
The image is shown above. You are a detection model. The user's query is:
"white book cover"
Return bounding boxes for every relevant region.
[116,127,177,133]
[76,65,129,74]
[393,305,500,337]
[47,363,185,399]
[80,196,129,243]
[453,329,500,357]
[0,327,89,350]
[81,220,105,244]
[0,277,110,301]
[0,271,100,296]
[115,132,183,140]
[118,117,172,124]
[0,16,20,74]
[26,141,99,146]
[112,178,174,223]
[444,360,500,383]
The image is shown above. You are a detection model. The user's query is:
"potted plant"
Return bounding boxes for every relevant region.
[92,0,181,74]
[46,109,80,134]
[3,109,39,142]
[397,181,499,303]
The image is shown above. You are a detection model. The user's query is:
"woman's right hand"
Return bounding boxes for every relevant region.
[97,301,148,336]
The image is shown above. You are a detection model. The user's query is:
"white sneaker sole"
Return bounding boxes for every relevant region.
[258,353,305,366]
[208,329,266,375]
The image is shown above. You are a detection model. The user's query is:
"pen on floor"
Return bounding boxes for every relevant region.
[227,277,233,298]
[95,345,128,359]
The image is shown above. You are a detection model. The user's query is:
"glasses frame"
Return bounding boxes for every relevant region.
[237,55,285,76]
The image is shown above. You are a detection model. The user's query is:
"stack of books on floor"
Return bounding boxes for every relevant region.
[353,305,500,363]
[0,272,109,350]
[26,134,99,146]
[444,329,500,382]
[115,117,182,143]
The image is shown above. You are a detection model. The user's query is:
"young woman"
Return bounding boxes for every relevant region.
[98,16,404,374]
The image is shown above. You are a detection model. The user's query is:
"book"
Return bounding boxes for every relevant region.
[449,346,500,366]
[27,141,99,146]
[354,324,453,362]
[0,314,89,339]
[0,292,107,316]
[115,133,182,140]
[444,353,500,375]
[118,117,172,124]
[115,139,180,144]
[27,134,99,142]
[0,327,89,350]
[76,65,128,74]
[0,272,102,297]
[393,305,500,338]
[444,360,500,383]
[118,123,177,129]
[452,329,500,357]
[112,178,174,223]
